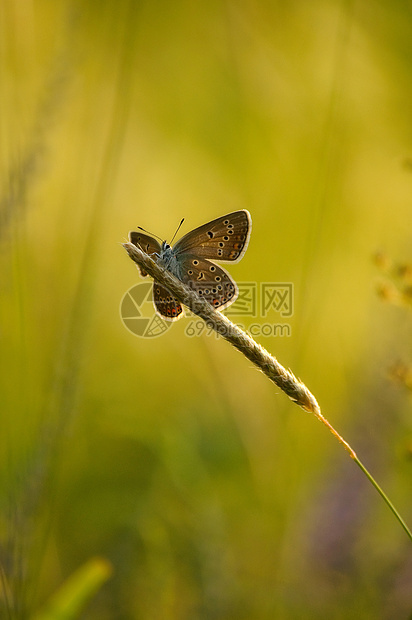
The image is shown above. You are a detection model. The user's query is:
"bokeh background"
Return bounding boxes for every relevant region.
[2,0,412,618]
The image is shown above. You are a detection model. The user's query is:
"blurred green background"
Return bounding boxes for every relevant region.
[2,0,412,618]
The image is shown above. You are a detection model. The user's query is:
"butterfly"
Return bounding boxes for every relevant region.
[129,210,251,321]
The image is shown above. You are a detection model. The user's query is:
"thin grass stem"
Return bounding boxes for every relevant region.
[123,242,412,542]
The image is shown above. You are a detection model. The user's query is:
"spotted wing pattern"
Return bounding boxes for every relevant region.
[173,210,251,262]
[129,211,251,319]
[180,255,238,311]
[129,231,161,277]
[153,282,183,321]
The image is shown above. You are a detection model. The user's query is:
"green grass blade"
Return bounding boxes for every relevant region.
[31,557,112,620]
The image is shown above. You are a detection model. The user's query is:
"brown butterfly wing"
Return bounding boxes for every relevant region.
[173,210,251,262]
[129,231,161,277]
[153,282,183,321]
[180,256,238,311]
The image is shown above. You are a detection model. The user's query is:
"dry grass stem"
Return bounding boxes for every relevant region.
[123,242,356,458]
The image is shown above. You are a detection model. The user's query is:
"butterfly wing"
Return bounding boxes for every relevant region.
[180,255,238,311]
[153,282,183,321]
[129,231,161,277]
[173,210,251,262]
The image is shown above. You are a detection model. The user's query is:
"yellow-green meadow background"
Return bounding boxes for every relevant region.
[2,0,412,618]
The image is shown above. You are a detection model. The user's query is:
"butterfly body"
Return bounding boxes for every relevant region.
[156,242,183,278]
[129,210,251,321]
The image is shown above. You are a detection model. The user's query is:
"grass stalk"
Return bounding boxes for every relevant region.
[123,242,412,542]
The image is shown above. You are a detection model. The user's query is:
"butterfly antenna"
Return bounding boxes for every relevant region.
[137,226,163,243]
[170,218,185,244]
